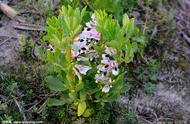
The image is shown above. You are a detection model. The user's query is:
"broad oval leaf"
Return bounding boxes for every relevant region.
[48,98,65,107]
[83,109,94,117]
[77,101,86,116]
[45,76,66,91]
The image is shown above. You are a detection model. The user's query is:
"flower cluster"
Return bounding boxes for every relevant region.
[95,46,119,93]
[71,15,119,93]
[71,14,100,77]
[47,14,120,93]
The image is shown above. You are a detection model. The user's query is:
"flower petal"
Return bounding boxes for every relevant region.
[105,46,117,55]
[95,74,111,83]
[80,28,100,41]
[77,56,89,61]
[101,60,118,67]
[73,68,82,80]
[75,64,91,75]
[71,49,79,58]
[102,84,111,93]
[97,65,110,73]
[112,67,119,75]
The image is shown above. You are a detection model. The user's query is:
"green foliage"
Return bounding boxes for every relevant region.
[60,0,83,9]
[92,0,122,13]
[60,0,122,13]
[0,73,18,95]
[144,82,155,93]
[127,58,159,93]
[95,11,146,63]
[42,5,146,123]
[126,110,137,124]
[48,98,66,106]
[44,6,86,50]
[60,0,138,22]
[45,76,66,91]
[95,10,120,42]
[0,114,13,121]
[0,59,45,121]
[24,0,54,17]
[20,34,35,59]
[77,101,87,116]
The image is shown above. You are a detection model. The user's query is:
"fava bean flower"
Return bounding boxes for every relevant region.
[70,15,119,93]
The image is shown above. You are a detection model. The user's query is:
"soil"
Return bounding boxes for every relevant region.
[0,15,21,72]
[117,0,190,123]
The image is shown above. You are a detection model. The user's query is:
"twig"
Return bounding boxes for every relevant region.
[0,37,11,46]
[13,97,27,121]
[182,32,190,45]
[27,93,56,111]
[0,1,17,19]
[13,23,46,31]
[151,25,158,38]
[138,115,153,124]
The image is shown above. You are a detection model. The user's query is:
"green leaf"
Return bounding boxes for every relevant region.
[80,90,86,101]
[83,109,94,117]
[106,91,120,102]
[113,73,124,88]
[93,0,121,13]
[106,40,120,49]
[48,98,65,106]
[122,14,129,26]
[77,101,86,116]
[150,74,157,81]
[121,83,131,93]
[75,81,84,91]
[144,82,155,93]
[45,76,66,91]
[95,10,120,41]
[44,5,86,50]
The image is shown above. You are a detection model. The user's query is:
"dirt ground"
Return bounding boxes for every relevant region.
[0,15,20,72]
[0,0,190,123]
[117,0,190,123]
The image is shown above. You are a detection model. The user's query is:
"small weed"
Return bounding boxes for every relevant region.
[144,82,155,93]
[0,114,13,121]
[127,58,159,94]
[20,34,35,60]
[127,110,137,124]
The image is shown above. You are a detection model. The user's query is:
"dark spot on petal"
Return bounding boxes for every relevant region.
[105,65,109,68]
[87,28,91,31]
[80,39,84,42]
[35,41,41,46]
[81,47,86,50]
[80,52,85,55]
[105,54,110,57]
[104,72,107,76]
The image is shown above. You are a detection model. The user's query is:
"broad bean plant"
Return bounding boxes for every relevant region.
[42,6,146,117]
